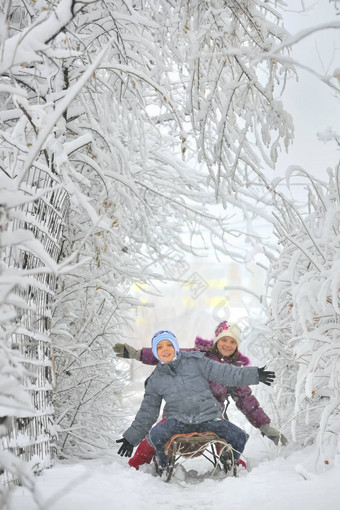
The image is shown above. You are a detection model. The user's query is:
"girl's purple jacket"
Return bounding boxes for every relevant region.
[140,336,270,429]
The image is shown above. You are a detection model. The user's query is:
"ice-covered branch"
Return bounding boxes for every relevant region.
[17,40,112,186]
[272,20,340,52]
[0,0,86,74]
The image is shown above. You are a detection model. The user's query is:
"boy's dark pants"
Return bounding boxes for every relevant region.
[149,417,248,469]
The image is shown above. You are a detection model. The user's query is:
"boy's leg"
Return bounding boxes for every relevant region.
[149,419,188,469]
[128,418,166,470]
[128,438,156,470]
[199,418,248,461]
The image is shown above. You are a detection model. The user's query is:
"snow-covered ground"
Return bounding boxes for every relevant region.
[8,435,340,510]
[7,363,340,509]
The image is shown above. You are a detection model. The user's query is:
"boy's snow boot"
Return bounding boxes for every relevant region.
[155,465,164,477]
[153,457,165,478]
[220,449,233,474]
[128,438,155,470]
[236,458,247,469]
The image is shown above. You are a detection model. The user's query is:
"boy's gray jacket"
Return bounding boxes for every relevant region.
[123,351,260,446]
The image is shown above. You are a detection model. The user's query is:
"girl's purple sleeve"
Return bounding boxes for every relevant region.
[231,385,271,428]
[140,348,158,365]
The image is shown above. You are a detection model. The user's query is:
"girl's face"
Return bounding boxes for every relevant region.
[217,336,237,357]
[157,340,175,363]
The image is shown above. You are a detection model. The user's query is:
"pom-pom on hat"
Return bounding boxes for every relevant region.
[214,321,241,346]
[151,330,179,361]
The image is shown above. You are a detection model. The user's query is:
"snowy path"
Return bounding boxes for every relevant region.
[9,438,340,510]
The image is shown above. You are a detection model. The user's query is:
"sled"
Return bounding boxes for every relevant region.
[162,432,237,482]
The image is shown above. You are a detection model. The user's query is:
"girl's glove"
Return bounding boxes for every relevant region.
[113,343,141,360]
[258,366,275,386]
[116,438,134,457]
[260,424,288,446]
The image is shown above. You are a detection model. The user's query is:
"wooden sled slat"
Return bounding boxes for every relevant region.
[163,432,237,482]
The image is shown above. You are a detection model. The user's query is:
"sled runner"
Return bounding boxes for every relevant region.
[163,432,237,482]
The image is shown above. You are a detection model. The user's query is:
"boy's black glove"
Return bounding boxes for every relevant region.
[116,438,134,457]
[258,366,275,386]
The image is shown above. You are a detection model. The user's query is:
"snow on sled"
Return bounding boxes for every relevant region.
[162,432,237,483]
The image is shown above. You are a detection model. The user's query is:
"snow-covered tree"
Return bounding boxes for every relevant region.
[241,0,340,469]
[245,162,340,470]
[2,0,292,466]
[3,0,337,483]
[147,0,294,196]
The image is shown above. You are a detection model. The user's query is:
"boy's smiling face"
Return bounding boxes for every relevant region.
[157,339,175,363]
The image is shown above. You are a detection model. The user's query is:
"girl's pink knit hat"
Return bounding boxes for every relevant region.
[214,321,241,346]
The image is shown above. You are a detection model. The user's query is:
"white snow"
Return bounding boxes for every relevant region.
[8,436,340,509]
[2,0,340,507]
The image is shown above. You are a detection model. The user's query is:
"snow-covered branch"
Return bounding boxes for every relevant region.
[0,0,87,74]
